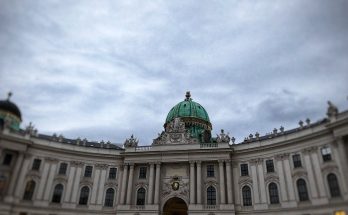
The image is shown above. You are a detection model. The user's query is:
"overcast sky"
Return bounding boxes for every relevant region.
[1,0,348,145]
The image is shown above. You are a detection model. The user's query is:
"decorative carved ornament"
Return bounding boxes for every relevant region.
[274,153,290,161]
[124,134,139,148]
[70,161,84,167]
[45,157,59,163]
[79,179,93,187]
[162,176,189,199]
[216,129,231,143]
[238,176,252,185]
[265,173,279,184]
[104,181,118,188]
[95,164,108,170]
[249,158,263,165]
[153,118,196,145]
[292,168,307,178]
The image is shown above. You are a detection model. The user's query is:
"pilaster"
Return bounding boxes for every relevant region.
[70,162,83,203]
[225,160,233,204]
[154,162,161,204]
[36,161,50,200]
[6,152,24,196]
[147,163,155,204]
[43,159,58,201]
[250,160,260,205]
[275,154,288,203]
[219,160,226,204]
[97,164,108,205]
[189,161,195,204]
[64,163,76,203]
[90,167,101,204]
[126,163,134,205]
[302,148,319,200]
[196,161,202,204]
[120,164,128,204]
[232,162,240,206]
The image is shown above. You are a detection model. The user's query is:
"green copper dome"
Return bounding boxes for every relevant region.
[164,92,212,142]
[165,95,210,124]
[0,92,22,131]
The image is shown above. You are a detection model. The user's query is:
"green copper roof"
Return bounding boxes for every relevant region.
[165,92,210,124]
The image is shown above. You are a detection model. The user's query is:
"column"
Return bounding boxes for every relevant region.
[43,160,58,201]
[250,161,260,204]
[97,166,107,205]
[147,163,155,204]
[276,155,288,201]
[196,161,202,204]
[36,161,50,200]
[120,164,128,204]
[115,166,123,204]
[154,163,161,204]
[311,151,326,198]
[232,162,240,205]
[7,153,24,196]
[126,164,134,205]
[70,164,83,203]
[189,161,195,204]
[90,167,101,204]
[257,159,267,204]
[14,155,31,198]
[303,149,318,198]
[283,157,296,201]
[225,161,233,204]
[64,163,76,203]
[219,160,226,204]
[333,138,348,194]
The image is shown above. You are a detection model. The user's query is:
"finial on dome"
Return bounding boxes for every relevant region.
[7,91,12,101]
[185,91,191,101]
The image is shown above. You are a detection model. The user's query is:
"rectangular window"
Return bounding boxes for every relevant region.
[266,160,274,173]
[207,165,215,177]
[292,154,302,168]
[84,165,93,177]
[3,153,13,165]
[58,163,68,175]
[109,167,117,179]
[139,167,147,179]
[240,164,249,176]
[321,146,332,162]
[32,159,41,170]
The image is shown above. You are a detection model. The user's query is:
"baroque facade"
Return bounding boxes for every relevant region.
[0,92,347,215]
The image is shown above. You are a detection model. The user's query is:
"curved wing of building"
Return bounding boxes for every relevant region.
[0,92,347,215]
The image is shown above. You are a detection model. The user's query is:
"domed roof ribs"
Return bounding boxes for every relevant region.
[164,92,212,142]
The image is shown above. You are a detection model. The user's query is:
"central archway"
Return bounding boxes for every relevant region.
[162,197,188,215]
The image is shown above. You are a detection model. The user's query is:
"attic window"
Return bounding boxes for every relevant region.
[198,106,201,109]
[184,104,186,107]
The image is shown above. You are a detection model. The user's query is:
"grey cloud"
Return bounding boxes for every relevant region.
[0,0,348,144]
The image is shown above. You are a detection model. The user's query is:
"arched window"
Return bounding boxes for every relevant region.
[207,186,216,205]
[104,188,115,207]
[79,186,90,205]
[136,188,146,205]
[297,179,309,201]
[327,173,341,197]
[242,186,252,206]
[268,183,279,204]
[51,184,64,203]
[23,180,36,200]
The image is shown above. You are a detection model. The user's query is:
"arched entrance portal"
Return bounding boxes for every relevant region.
[162,197,188,215]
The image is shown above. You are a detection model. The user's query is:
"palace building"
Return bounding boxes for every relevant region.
[0,92,347,215]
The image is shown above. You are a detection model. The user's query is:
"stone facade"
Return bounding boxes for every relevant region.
[0,99,348,215]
